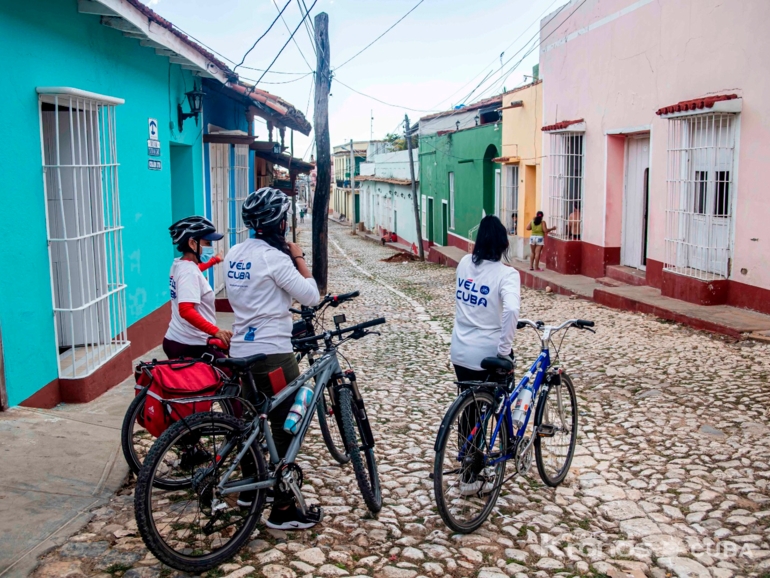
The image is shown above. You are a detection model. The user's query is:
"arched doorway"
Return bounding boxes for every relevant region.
[483,144,499,217]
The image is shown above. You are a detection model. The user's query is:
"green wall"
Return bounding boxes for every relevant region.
[418,124,501,244]
[0,0,204,405]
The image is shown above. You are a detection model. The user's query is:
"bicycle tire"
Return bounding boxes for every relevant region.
[433,388,508,534]
[317,386,350,465]
[135,412,267,573]
[338,387,381,513]
[534,373,578,487]
[121,391,235,490]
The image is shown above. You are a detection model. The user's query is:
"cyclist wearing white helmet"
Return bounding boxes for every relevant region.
[225,187,321,530]
[164,216,232,359]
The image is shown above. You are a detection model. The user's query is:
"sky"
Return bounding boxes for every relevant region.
[141,0,564,160]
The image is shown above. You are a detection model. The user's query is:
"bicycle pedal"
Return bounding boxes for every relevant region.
[537,425,556,437]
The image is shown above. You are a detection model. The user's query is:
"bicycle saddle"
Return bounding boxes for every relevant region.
[481,356,513,372]
[214,353,267,371]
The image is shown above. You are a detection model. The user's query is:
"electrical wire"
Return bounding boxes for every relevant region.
[333,78,440,113]
[297,0,318,57]
[248,0,320,92]
[272,0,315,71]
[240,72,314,85]
[333,0,426,71]
[234,0,292,71]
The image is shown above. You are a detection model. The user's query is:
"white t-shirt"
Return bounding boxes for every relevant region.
[225,239,320,357]
[165,259,217,345]
[450,254,521,371]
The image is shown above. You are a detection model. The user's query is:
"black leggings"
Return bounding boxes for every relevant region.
[162,338,225,360]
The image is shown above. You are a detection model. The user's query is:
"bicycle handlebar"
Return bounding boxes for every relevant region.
[517,318,595,332]
[291,317,386,346]
[290,290,361,317]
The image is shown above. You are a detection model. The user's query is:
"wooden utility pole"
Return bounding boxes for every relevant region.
[349,139,356,232]
[405,114,425,261]
[290,129,297,243]
[312,12,332,293]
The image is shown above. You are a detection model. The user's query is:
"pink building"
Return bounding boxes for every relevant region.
[539,0,770,312]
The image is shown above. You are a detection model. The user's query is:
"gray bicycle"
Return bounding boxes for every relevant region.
[134,315,385,573]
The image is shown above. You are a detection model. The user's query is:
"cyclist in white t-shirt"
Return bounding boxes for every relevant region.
[163,216,232,359]
[225,187,321,530]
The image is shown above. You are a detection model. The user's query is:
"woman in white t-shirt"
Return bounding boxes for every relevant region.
[225,187,321,530]
[451,215,521,382]
[163,216,232,359]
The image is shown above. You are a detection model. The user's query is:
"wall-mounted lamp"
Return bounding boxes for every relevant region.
[474,113,480,126]
[178,84,204,131]
[455,120,460,131]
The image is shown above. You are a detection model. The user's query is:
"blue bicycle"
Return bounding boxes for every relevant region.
[433,318,595,533]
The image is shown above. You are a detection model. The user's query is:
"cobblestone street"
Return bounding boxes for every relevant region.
[34,221,770,578]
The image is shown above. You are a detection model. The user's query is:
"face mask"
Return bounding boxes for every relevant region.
[200,245,215,263]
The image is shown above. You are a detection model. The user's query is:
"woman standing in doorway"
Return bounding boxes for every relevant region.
[527,211,555,271]
[164,216,232,359]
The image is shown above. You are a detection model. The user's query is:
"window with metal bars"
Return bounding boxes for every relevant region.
[504,165,520,235]
[664,112,736,280]
[38,90,128,379]
[229,144,250,247]
[448,172,455,230]
[547,133,584,240]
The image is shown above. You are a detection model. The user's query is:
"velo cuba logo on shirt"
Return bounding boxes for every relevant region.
[169,276,177,299]
[456,278,490,307]
[228,260,252,280]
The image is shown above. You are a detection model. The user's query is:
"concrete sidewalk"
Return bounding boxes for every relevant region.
[0,343,162,578]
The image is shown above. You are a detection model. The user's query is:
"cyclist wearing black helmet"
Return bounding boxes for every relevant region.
[164,216,232,359]
[225,187,321,530]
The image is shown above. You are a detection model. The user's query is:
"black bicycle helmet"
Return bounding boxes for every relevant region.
[242,187,291,230]
[169,216,223,245]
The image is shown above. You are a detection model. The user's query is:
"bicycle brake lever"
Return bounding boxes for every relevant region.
[583,327,596,334]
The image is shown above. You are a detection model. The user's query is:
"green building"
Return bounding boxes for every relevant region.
[418,122,502,253]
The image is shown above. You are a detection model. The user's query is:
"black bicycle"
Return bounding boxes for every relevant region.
[134,314,385,572]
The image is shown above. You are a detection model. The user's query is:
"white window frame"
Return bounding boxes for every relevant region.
[229,144,250,247]
[547,132,584,240]
[421,194,427,238]
[37,87,128,379]
[664,112,737,280]
[504,164,520,235]
[209,143,229,294]
[448,172,455,230]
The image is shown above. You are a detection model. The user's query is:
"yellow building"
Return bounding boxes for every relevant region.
[496,79,542,259]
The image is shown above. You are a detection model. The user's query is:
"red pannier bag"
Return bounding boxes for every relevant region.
[134,360,224,438]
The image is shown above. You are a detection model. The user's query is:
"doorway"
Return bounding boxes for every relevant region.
[427,197,435,243]
[483,145,499,216]
[170,144,195,229]
[441,201,448,245]
[621,136,650,269]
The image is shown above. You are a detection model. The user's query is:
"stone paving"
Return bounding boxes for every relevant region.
[33,221,770,578]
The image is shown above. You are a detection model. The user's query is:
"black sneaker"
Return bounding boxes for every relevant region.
[266,505,323,530]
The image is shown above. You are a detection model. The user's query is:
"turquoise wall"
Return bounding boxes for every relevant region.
[0,0,204,405]
[418,125,501,244]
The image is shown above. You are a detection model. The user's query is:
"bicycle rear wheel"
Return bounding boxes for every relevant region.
[135,412,267,573]
[121,392,235,490]
[338,387,381,513]
[534,373,578,487]
[317,386,350,464]
[433,388,508,534]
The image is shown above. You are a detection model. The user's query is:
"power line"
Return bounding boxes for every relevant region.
[234,0,292,71]
[249,0,320,92]
[334,78,440,113]
[297,0,318,57]
[237,66,309,75]
[240,72,314,85]
[333,0,426,71]
[272,0,315,72]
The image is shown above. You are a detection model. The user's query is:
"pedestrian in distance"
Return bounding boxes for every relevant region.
[299,208,305,224]
[567,202,581,240]
[224,187,322,530]
[527,211,555,271]
[163,216,232,359]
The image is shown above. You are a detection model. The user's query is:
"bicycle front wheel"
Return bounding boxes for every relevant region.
[433,388,508,534]
[317,386,350,465]
[534,373,578,487]
[338,387,381,513]
[135,412,267,573]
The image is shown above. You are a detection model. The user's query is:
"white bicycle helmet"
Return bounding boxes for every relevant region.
[169,216,223,245]
[242,187,291,230]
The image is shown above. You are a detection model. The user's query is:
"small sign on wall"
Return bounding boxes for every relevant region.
[149,159,162,171]
[148,118,159,140]
[148,139,161,157]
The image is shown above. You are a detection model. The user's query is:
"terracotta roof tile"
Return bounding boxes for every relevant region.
[656,94,738,116]
[542,118,584,132]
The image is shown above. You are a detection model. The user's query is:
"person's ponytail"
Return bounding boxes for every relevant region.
[253,223,291,256]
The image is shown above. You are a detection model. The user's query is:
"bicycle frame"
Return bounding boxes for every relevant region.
[212,347,345,498]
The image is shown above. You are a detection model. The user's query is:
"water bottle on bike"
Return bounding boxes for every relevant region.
[284,384,315,434]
